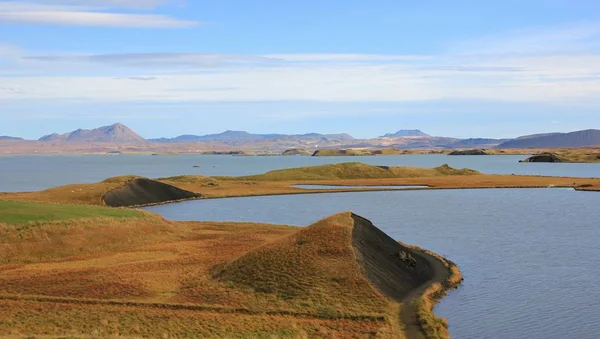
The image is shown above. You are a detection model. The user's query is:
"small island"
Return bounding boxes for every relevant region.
[520,151,600,163]
[448,149,490,155]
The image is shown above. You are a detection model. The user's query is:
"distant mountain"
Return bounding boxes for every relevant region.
[39,123,147,144]
[0,136,23,141]
[449,138,508,149]
[514,132,562,140]
[381,130,430,137]
[150,130,356,143]
[497,129,600,148]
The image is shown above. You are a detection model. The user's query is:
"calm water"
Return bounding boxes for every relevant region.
[292,184,428,190]
[1,154,600,192]
[145,189,600,339]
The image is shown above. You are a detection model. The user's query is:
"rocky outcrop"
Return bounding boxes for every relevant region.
[519,153,565,163]
[448,149,489,155]
[282,148,311,156]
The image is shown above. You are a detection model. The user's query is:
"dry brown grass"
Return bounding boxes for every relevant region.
[214,163,480,182]
[213,212,391,317]
[544,149,600,163]
[156,174,600,201]
[0,212,409,337]
[1,176,134,206]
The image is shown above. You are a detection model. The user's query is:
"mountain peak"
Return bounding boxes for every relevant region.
[381,129,430,138]
[39,123,147,144]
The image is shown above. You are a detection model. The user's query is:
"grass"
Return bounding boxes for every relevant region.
[216,162,480,181]
[0,200,142,225]
[0,185,461,338]
[213,212,391,316]
[0,212,405,337]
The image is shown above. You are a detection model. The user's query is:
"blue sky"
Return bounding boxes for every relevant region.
[1,0,600,139]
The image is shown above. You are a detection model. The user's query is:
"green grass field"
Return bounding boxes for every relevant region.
[0,200,142,225]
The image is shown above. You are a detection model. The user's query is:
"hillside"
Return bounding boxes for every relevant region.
[2,175,200,207]
[448,138,506,148]
[497,129,600,148]
[224,162,480,181]
[0,136,24,141]
[214,212,458,337]
[381,129,430,137]
[0,203,458,338]
[38,123,147,144]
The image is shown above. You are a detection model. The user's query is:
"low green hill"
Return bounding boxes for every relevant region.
[0,200,142,225]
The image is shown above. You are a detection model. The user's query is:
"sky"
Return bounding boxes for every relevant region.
[1,0,600,139]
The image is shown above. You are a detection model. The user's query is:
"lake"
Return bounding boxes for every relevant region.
[292,184,428,190]
[145,188,600,339]
[1,154,600,192]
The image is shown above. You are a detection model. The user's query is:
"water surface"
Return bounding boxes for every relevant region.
[1,154,600,192]
[292,184,427,190]
[145,189,600,339]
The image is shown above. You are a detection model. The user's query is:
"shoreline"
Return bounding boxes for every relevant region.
[401,244,463,338]
[138,185,586,208]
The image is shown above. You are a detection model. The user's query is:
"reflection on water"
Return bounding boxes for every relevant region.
[145,188,600,339]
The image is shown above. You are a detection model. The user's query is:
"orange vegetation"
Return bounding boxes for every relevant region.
[0,211,457,338]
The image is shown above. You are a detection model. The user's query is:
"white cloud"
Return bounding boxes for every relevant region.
[2,22,600,105]
[0,1,197,28]
[263,54,431,63]
[24,53,279,67]
[37,0,169,10]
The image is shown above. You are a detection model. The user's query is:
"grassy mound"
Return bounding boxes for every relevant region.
[1,176,200,207]
[0,200,142,225]
[159,175,220,187]
[312,149,372,156]
[213,213,385,313]
[102,178,201,207]
[282,148,312,156]
[223,162,479,181]
[213,212,449,317]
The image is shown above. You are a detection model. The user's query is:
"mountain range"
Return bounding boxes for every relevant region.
[0,136,23,141]
[149,130,356,144]
[2,123,598,154]
[495,129,600,148]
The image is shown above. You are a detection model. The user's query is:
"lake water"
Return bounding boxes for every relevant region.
[145,189,600,339]
[1,154,600,192]
[292,184,428,190]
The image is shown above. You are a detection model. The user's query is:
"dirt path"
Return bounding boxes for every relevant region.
[399,246,452,339]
